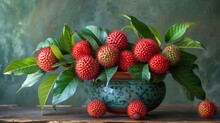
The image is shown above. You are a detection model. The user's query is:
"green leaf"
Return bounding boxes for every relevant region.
[53,58,74,67]
[122,25,144,39]
[179,50,197,65]
[122,15,161,45]
[17,70,45,92]
[50,45,64,61]
[148,25,162,46]
[175,37,207,50]
[38,74,58,111]
[59,25,74,53]
[95,70,107,83]
[35,38,61,53]
[3,57,39,75]
[142,64,151,81]
[179,84,195,101]
[52,67,80,105]
[128,63,145,79]
[171,67,206,100]
[105,66,118,86]
[151,73,166,83]
[83,35,100,51]
[165,22,196,43]
[83,25,109,45]
[74,31,87,40]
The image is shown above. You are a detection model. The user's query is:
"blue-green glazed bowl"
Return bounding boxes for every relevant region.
[87,72,166,114]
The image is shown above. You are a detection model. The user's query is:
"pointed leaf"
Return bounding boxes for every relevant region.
[175,37,206,50]
[35,38,61,53]
[4,57,39,75]
[53,58,74,67]
[74,31,87,40]
[179,50,197,65]
[59,25,74,53]
[165,22,196,43]
[122,15,161,45]
[50,45,64,61]
[148,25,162,46]
[142,64,151,81]
[38,74,58,111]
[122,24,144,39]
[105,66,118,86]
[171,68,206,100]
[151,73,166,83]
[179,84,195,101]
[128,63,145,79]
[95,70,107,83]
[52,67,80,105]
[83,25,109,45]
[17,70,45,92]
[83,35,100,51]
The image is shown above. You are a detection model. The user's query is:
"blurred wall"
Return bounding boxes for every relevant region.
[0,0,220,106]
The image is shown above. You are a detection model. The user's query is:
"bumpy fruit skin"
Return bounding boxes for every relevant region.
[149,54,170,74]
[87,99,107,118]
[96,45,119,67]
[72,40,93,60]
[36,47,58,72]
[119,50,136,71]
[127,100,147,120]
[106,30,128,50]
[198,100,217,119]
[162,45,181,66]
[133,38,159,62]
[75,56,99,80]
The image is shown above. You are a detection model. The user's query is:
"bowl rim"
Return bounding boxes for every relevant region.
[112,72,133,80]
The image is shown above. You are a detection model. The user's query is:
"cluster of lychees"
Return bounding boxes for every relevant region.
[87,99,217,120]
[36,29,182,81]
[87,99,147,120]
[35,29,218,120]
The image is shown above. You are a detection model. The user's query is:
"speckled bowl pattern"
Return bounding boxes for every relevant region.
[87,73,166,113]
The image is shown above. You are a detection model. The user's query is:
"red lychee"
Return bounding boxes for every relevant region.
[119,50,136,71]
[106,30,128,50]
[198,100,217,119]
[72,40,93,60]
[127,100,147,120]
[133,38,160,62]
[149,54,170,74]
[36,47,58,72]
[87,99,107,118]
[75,56,99,80]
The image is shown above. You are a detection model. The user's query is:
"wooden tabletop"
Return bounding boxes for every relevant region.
[0,105,219,123]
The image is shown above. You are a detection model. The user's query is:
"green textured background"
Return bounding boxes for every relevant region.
[0,0,220,106]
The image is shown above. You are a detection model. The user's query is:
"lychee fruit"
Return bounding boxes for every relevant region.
[96,44,119,67]
[87,99,107,118]
[127,100,147,120]
[198,100,217,119]
[162,45,181,66]
[75,56,99,80]
[119,50,136,71]
[72,40,93,60]
[36,47,58,72]
[149,54,170,74]
[106,30,128,50]
[133,38,160,62]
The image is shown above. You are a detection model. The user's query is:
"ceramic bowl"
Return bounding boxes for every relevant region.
[87,72,166,114]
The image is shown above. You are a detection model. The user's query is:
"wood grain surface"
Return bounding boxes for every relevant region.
[0,105,219,123]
